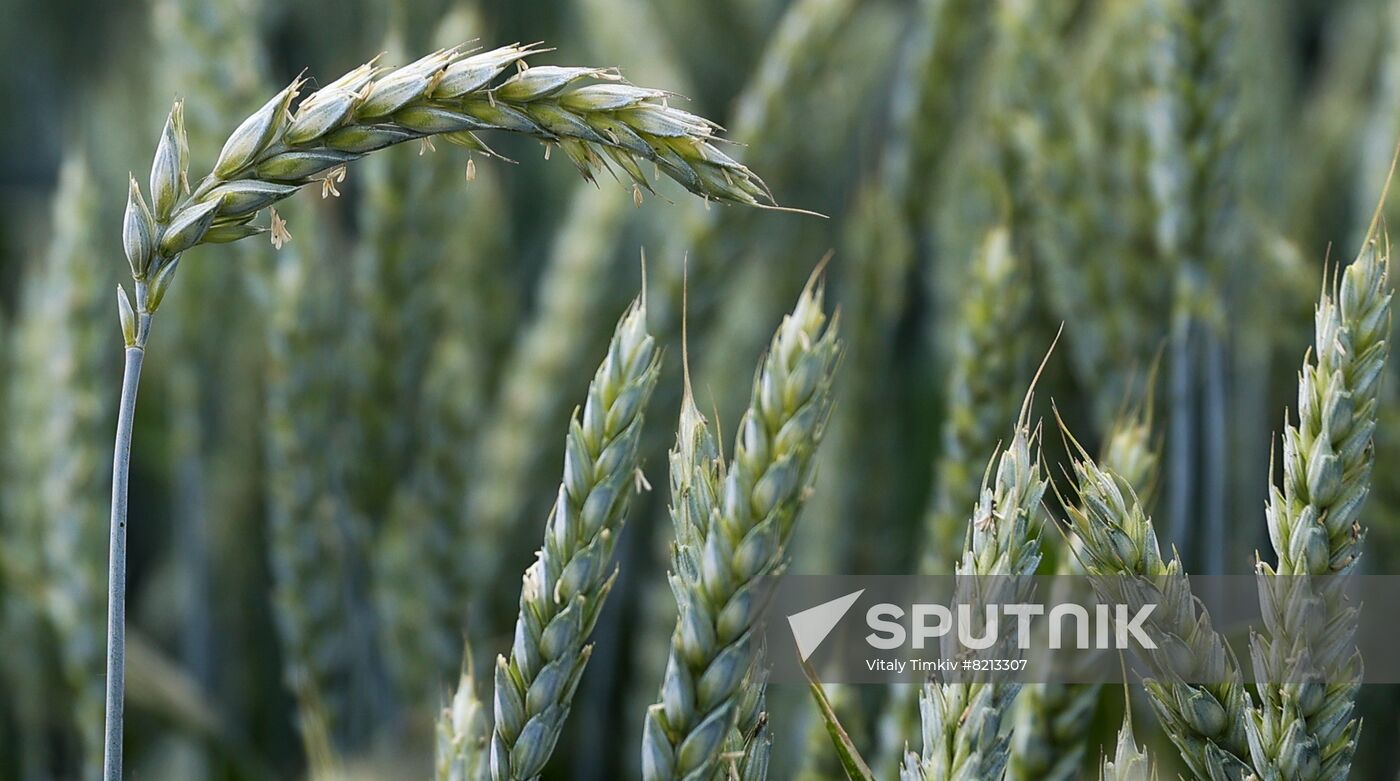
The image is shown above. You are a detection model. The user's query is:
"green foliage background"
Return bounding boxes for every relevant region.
[2,0,1400,777]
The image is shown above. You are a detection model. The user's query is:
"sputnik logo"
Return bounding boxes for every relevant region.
[787,590,865,662]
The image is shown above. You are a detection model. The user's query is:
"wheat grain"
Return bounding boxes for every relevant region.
[1247,237,1391,780]
[1062,426,1254,779]
[1101,702,1157,781]
[490,298,661,780]
[900,412,1045,781]
[641,280,840,781]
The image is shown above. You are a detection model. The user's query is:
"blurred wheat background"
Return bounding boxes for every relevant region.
[3,0,1400,778]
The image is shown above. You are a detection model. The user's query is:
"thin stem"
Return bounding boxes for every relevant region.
[103,341,146,781]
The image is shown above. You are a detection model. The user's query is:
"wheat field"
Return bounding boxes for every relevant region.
[3,0,1400,779]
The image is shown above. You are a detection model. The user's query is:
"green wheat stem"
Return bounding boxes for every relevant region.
[103,334,145,781]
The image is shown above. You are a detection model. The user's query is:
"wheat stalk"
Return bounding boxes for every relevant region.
[374,157,509,713]
[1247,236,1391,781]
[465,190,631,630]
[648,0,855,336]
[490,298,660,780]
[1062,424,1255,779]
[1146,0,1241,568]
[641,279,841,780]
[900,410,1046,781]
[921,227,1032,574]
[367,13,516,711]
[873,226,1031,775]
[103,40,773,780]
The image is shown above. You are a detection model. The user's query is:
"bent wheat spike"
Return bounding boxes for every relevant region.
[122,43,773,314]
[490,299,661,781]
[105,39,773,781]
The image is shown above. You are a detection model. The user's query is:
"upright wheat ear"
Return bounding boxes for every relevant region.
[490,299,660,781]
[104,40,776,781]
[642,279,841,781]
[1248,237,1391,781]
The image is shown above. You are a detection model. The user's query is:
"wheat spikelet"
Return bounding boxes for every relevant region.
[1101,703,1157,781]
[1247,237,1391,780]
[490,298,661,780]
[641,280,840,781]
[437,645,492,781]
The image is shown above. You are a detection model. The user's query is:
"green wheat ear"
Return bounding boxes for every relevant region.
[1248,235,1391,780]
[642,275,841,781]
[490,298,661,781]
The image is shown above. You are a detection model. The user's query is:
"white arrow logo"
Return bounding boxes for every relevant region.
[787,590,865,662]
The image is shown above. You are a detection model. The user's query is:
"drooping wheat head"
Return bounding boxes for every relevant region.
[120,42,773,334]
